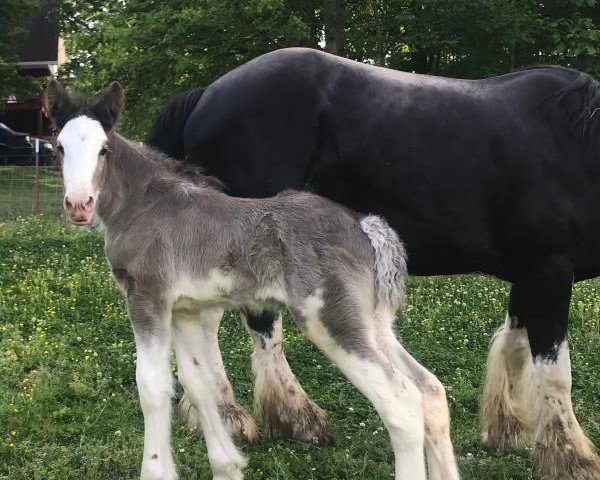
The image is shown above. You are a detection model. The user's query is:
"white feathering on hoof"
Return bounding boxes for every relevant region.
[360,215,407,311]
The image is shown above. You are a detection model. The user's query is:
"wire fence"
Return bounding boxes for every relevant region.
[0,144,44,166]
[0,164,63,220]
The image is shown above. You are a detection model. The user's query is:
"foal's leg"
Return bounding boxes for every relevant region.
[481,258,600,480]
[177,307,258,443]
[294,292,426,480]
[173,308,246,480]
[128,295,177,480]
[377,311,459,480]
[242,309,332,445]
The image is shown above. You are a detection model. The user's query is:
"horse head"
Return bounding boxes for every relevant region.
[44,80,124,225]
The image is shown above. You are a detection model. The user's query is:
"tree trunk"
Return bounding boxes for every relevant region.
[375,6,385,66]
[411,48,429,74]
[323,0,344,56]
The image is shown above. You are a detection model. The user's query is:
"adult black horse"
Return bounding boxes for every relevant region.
[147,48,600,480]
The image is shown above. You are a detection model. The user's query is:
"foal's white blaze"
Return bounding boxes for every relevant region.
[57,116,107,221]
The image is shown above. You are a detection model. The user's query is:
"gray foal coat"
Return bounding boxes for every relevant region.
[101,134,417,479]
[47,80,458,480]
[101,133,405,330]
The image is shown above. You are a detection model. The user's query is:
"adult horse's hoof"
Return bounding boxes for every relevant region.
[480,408,530,452]
[533,426,600,480]
[179,394,259,444]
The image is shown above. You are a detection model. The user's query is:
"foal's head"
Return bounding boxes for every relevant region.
[44,80,124,225]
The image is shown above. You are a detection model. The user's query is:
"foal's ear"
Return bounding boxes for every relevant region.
[94,82,125,131]
[43,80,75,126]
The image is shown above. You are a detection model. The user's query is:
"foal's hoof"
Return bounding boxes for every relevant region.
[258,393,333,446]
[219,403,260,444]
[212,468,244,480]
[141,461,178,480]
[211,446,247,480]
[179,395,259,444]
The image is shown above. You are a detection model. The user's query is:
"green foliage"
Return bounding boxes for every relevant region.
[58,0,600,138]
[60,0,312,138]
[0,0,37,63]
[0,0,41,102]
[344,0,600,77]
[0,216,598,479]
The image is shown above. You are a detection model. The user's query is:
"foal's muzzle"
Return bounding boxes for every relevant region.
[64,194,94,225]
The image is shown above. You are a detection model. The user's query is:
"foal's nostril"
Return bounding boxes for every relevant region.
[83,196,95,213]
[64,196,94,212]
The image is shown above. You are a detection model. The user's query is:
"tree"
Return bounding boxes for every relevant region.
[323,0,344,55]
[58,0,600,137]
[60,0,312,137]
[0,0,40,102]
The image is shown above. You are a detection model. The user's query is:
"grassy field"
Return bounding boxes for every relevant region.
[0,167,63,220]
[0,216,598,480]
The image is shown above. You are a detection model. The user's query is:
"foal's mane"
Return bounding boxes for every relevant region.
[110,133,225,191]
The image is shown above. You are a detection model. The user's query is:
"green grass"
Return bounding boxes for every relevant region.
[0,167,63,220]
[0,216,598,480]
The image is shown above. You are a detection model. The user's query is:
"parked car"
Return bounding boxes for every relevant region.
[0,122,55,166]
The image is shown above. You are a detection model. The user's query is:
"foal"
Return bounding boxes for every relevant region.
[45,80,459,480]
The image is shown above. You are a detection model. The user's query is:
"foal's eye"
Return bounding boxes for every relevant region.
[99,147,108,156]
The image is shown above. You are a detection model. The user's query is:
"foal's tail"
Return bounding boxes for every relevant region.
[360,215,408,312]
[146,87,206,160]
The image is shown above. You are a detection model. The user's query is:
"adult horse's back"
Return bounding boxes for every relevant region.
[148,47,600,480]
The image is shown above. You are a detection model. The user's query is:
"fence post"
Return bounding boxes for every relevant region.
[34,138,40,214]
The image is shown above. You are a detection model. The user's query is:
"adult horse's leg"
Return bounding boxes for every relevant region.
[479,313,531,450]
[480,257,600,480]
[241,309,332,445]
[172,307,246,480]
[177,307,258,443]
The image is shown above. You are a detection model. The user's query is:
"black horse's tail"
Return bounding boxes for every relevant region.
[146,87,206,160]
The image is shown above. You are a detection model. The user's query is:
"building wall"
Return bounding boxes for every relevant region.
[3,2,60,137]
